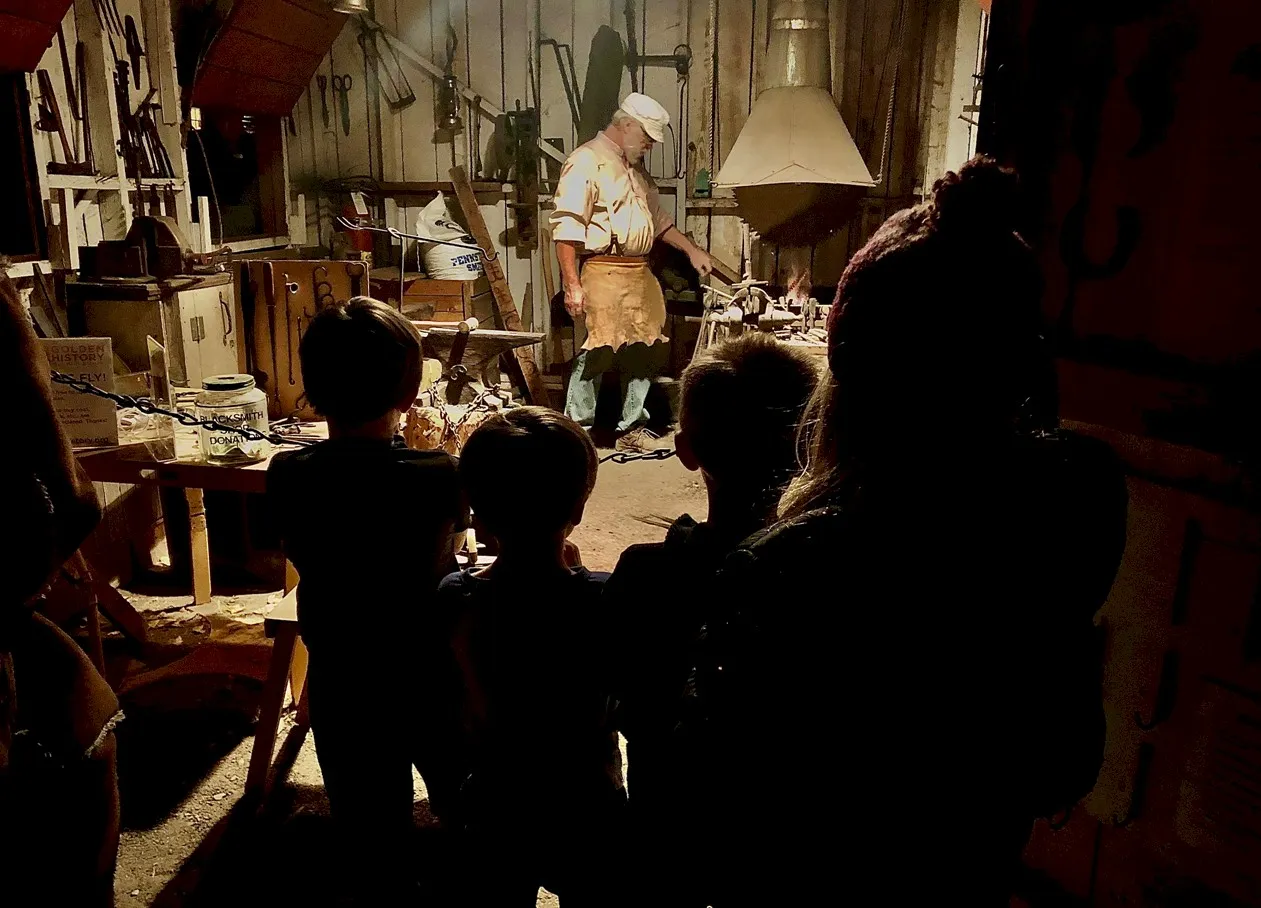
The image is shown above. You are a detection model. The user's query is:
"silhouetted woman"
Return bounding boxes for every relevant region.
[685,157,1128,907]
[0,262,121,907]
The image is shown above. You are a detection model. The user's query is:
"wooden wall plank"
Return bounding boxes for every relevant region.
[923,0,960,194]
[645,0,685,187]
[888,0,930,202]
[842,0,868,147]
[715,0,754,165]
[397,0,439,185]
[538,0,576,155]
[378,0,406,236]
[449,0,470,172]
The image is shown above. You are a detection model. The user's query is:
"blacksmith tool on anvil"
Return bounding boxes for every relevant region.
[444,317,477,404]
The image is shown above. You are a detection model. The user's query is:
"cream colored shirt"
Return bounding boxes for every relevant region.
[549,132,674,257]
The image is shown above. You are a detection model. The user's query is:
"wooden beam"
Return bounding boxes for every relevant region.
[448,165,550,406]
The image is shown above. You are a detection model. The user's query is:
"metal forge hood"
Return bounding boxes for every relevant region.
[714,1,874,245]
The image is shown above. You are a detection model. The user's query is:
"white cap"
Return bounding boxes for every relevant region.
[619,92,669,142]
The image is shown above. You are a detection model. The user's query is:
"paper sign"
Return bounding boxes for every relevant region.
[42,337,120,449]
[351,191,370,216]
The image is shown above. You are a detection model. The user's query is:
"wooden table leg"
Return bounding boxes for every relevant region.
[185,488,211,606]
[289,635,309,715]
[245,623,299,802]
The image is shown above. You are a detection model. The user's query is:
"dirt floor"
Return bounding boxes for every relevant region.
[106,447,707,907]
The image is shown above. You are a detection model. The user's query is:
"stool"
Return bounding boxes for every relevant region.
[245,584,309,802]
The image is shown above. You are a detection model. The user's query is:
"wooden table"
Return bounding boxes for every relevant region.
[78,437,312,802]
[78,442,275,606]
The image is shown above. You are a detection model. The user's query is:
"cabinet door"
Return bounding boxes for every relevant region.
[177,286,238,386]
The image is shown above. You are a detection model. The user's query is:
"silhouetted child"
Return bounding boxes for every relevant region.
[267,297,468,902]
[435,407,625,907]
[603,333,818,905]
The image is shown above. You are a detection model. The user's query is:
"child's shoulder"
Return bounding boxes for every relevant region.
[268,439,457,478]
[437,569,479,594]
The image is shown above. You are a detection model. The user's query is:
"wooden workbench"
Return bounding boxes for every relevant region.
[78,435,315,802]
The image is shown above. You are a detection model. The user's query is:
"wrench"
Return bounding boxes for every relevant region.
[283,276,299,385]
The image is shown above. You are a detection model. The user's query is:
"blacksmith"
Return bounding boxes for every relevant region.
[551,92,713,451]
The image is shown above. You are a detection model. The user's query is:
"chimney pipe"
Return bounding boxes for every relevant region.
[765,0,831,90]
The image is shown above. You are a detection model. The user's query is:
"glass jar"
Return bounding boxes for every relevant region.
[195,374,270,465]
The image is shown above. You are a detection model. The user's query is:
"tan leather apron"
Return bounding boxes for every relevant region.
[579,254,668,352]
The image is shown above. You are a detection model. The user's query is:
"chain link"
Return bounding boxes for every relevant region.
[49,372,305,447]
[600,448,677,465]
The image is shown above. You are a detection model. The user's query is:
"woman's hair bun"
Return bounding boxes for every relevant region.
[931,155,1020,232]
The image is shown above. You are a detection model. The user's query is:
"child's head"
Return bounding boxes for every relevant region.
[677,333,818,503]
[459,406,598,544]
[299,296,422,429]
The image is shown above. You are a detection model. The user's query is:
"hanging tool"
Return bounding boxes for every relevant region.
[262,264,281,409]
[138,101,174,177]
[332,74,352,136]
[311,265,336,314]
[124,16,143,89]
[538,38,582,129]
[56,23,78,131]
[113,61,147,178]
[624,0,640,93]
[621,1,692,82]
[76,42,93,172]
[92,0,124,37]
[317,75,330,129]
[283,275,299,385]
[439,26,462,132]
[504,103,540,250]
[36,70,77,168]
[357,21,415,111]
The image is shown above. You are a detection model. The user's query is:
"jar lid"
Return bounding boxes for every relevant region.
[202,374,256,392]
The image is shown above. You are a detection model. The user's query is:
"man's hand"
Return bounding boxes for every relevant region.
[688,246,714,278]
[564,283,587,317]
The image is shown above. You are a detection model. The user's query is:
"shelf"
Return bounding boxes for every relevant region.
[686,197,739,210]
[2,259,52,279]
[135,178,186,190]
[45,174,121,191]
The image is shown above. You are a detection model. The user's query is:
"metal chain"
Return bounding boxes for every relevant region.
[600,448,677,465]
[49,372,307,447]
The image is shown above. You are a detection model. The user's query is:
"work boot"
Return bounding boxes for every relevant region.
[616,426,664,453]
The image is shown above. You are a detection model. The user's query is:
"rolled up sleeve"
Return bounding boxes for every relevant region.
[550,152,596,245]
[645,172,674,237]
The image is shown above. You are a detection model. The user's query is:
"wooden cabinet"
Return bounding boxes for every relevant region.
[67,272,239,387]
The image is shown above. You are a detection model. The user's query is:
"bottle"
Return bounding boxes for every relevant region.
[195,374,270,465]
